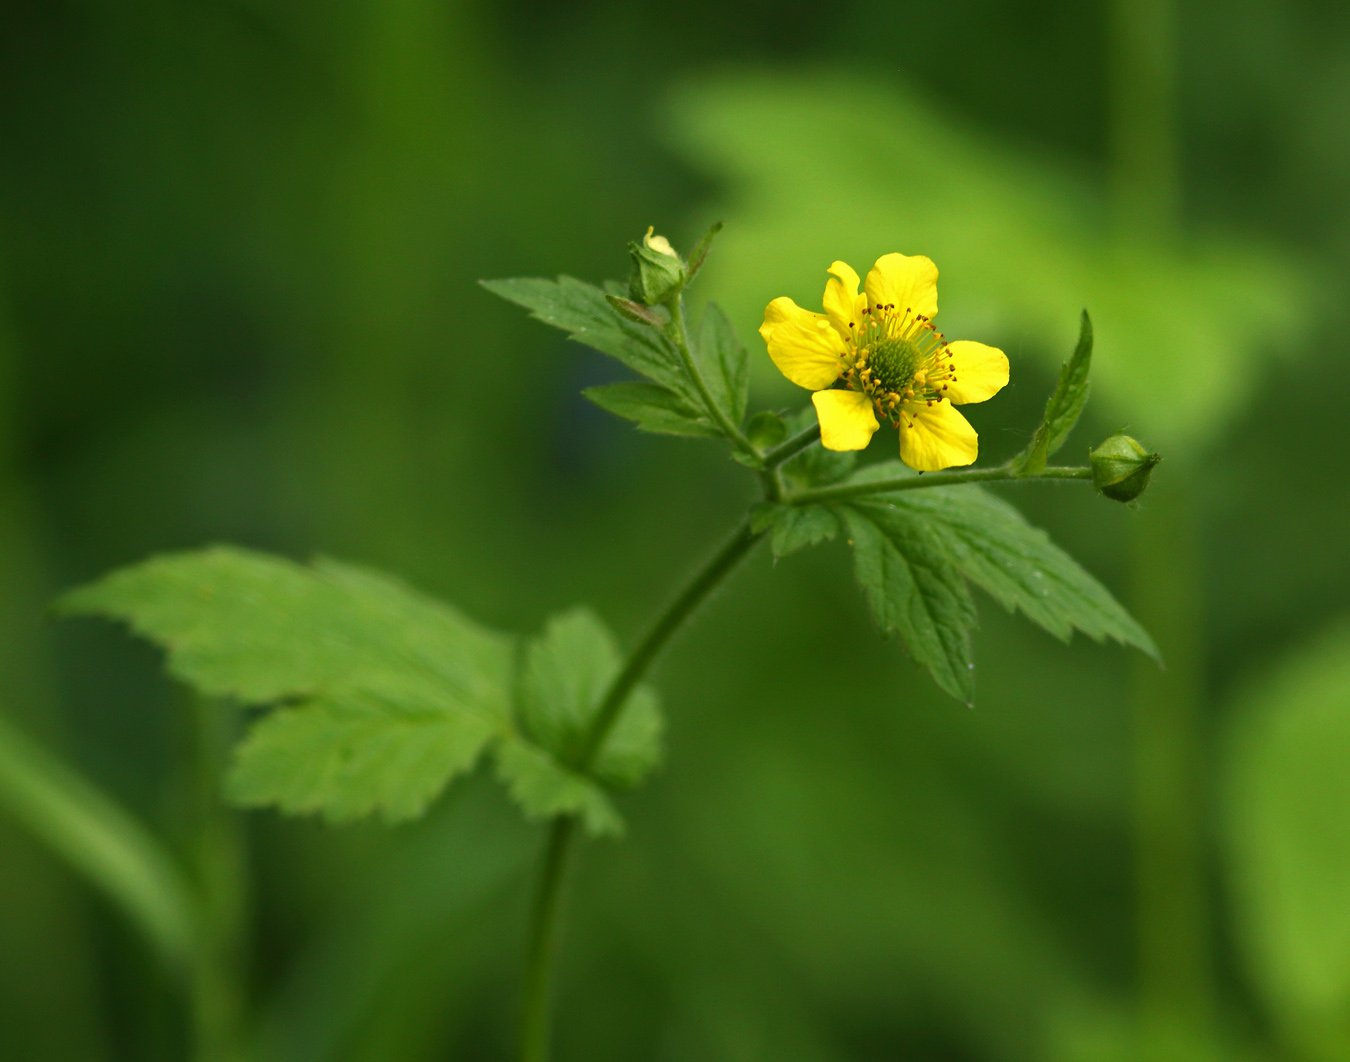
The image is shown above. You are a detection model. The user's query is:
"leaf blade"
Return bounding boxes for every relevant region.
[1015,309,1093,475]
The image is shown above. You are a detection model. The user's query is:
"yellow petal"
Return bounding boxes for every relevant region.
[812,389,880,451]
[944,341,1009,405]
[864,253,939,321]
[898,399,978,471]
[822,260,866,342]
[759,297,846,390]
[643,226,678,258]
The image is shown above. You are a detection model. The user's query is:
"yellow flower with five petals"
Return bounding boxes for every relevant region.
[759,253,1009,471]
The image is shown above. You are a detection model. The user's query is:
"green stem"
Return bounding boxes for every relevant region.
[761,422,821,469]
[663,291,758,458]
[517,519,765,1062]
[518,816,578,1062]
[785,464,1093,506]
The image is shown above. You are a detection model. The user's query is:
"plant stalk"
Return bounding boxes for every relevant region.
[761,422,821,469]
[517,519,765,1062]
[785,463,1092,506]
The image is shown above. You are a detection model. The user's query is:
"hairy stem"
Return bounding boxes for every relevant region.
[517,520,765,1062]
[786,463,1093,506]
[761,422,821,469]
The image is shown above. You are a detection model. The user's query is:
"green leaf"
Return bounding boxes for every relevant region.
[58,547,515,822]
[582,381,719,437]
[875,485,1156,657]
[516,608,662,789]
[0,711,197,972]
[496,608,663,836]
[480,275,695,401]
[493,738,623,837]
[684,220,723,283]
[1014,310,1093,475]
[746,410,787,449]
[842,503,977,702]
[758,503,840,558]
[697,302,749,427]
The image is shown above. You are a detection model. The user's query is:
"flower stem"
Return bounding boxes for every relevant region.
[518,815,578,1062]
[761,422,821,469]
[663,291,759,459]
[517,519,765,1062]
[785,463,1093,506]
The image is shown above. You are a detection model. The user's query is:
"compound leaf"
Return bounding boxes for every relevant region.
[58,546,514,822]
[876,485,1156,657]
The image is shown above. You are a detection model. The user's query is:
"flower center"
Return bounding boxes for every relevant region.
[840,303,959,428]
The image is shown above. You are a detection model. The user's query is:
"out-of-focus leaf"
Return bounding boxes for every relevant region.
[58,547,514,823]
[0,711,196,972]
[1014,310,1093,475]
[842,503,977,702]
[697,302,749,427]
[514,607,663,791]
[493,739,623,837]
[496,608,662,837]
[685,220,723,283]
[1224,622,1350,1062]
[670,71,1312,449]
[583,381,719,437]
[746,410,787,449]
[856,477,1155,656]
[481,276,696,401]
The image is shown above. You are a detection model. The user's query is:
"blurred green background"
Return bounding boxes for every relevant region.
[2,0,1349,1059]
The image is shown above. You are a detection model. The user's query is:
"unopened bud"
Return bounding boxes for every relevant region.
[628,226,686,306]
[1090,434,1160,503]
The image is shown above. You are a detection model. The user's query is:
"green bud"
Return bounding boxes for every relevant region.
[1090,433,1161,502]
[627,226,686,306]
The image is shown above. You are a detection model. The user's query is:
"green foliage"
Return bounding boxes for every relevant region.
[499,608,663,836]
[1224,623,1350,1061]
[745,410,786,449]
[830,474,1152,700]
[843,503,979,702]
[58,547,515,823]
[481,276,695,402]
[696,303,749,428]
[753,503,841,558]
[684,220,724,284]
[582,381,721,437]
[1014,310,1093,475]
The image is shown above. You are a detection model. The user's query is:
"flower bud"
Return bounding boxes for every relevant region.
[627,227,686,306]
[1090,434,1161,502]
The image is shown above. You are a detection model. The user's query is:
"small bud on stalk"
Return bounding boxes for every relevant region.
[628,226,686,306]
[1090,433,1161,502]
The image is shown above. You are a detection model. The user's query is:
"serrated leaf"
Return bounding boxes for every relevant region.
[583,381,719,437]
[768,504,840,558]
[697,303,749,427]
[493,738,623,837]
[58,547,514,822]
[226,691,496,822]
[871,485,1156,658]
[515,608,663,790]
[1015,310,1094,475]
[842,504,977,702]
[480,275,695,401]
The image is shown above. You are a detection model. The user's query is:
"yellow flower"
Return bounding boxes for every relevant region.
[759,254,1009,471]
[643,226,678,258]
